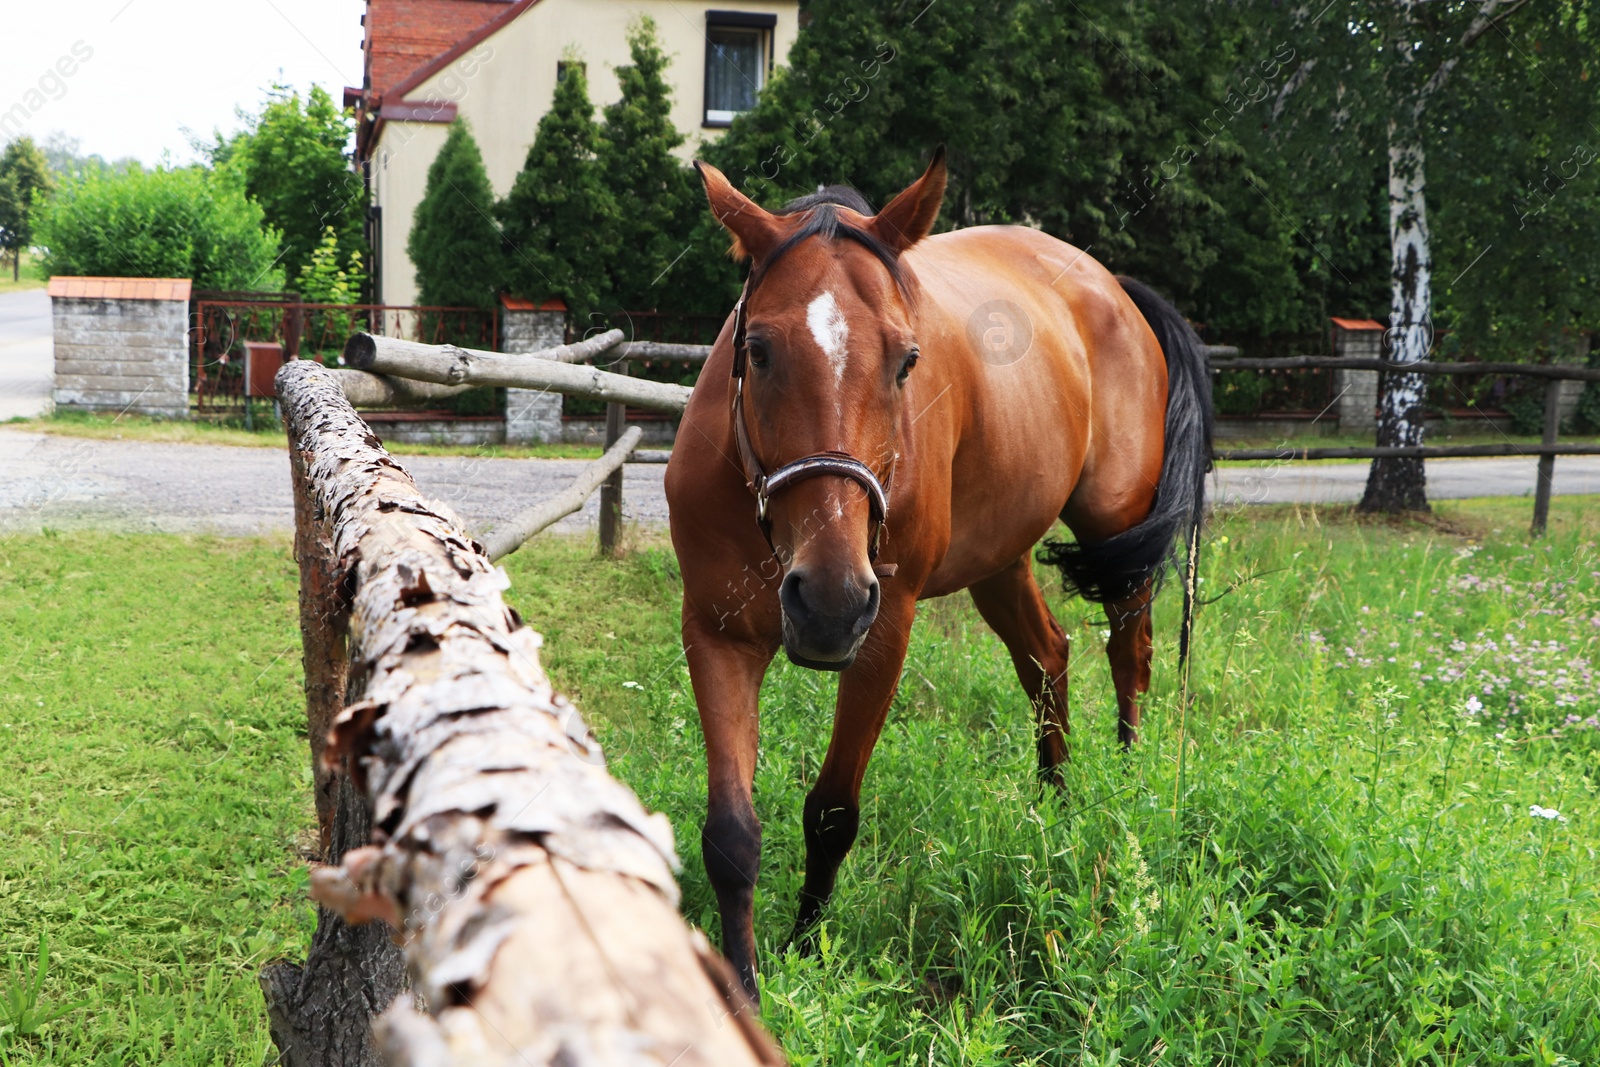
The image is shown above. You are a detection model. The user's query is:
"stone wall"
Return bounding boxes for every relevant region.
[50,277,192,419]
[1330,318,1383,432]
[362,413,506,447]
[501,297,566,445]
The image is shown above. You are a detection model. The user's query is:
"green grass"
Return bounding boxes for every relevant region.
[1,499,1597,1063]
[10,409,605,460]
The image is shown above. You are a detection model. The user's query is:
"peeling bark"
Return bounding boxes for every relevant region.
[268,360,782,1067]
[1361,124,1432,513]
[339,333,692,415]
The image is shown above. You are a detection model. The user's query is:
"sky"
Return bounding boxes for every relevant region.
[2,0,366,166]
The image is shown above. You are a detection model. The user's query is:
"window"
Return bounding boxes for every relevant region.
[704,11,776,126]
[556,60,585,84]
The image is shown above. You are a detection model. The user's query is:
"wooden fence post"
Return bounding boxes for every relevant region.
[1531,377,1562,537]
[599,361,628,556]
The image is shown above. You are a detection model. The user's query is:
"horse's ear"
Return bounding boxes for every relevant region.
[869,146,947,254]
[694,161,780,262]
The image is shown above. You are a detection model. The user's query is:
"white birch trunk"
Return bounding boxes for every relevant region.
[1360,119,1433,510]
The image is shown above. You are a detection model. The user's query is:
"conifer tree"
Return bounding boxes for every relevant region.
[596,17,701,313]
[496,56,619,324]
[408,118,504,309]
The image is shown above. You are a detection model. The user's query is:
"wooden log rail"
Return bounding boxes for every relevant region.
[483,426,643,561]
[270,359,781,1067]
[1208,355,1600,381]
[340,333,692,415]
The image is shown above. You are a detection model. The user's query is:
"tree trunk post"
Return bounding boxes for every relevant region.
[1361,123,1433,513]
[262,368,407,1067]
[269,359,782,1066]
[1530,377,1562,537]
[599,361,628,557]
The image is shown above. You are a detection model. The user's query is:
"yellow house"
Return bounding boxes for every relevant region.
[347,0,801,307]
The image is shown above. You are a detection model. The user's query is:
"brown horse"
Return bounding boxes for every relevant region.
[664,148,1211,1001]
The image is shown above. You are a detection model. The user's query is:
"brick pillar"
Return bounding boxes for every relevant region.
[50,276,193,419]
[1330,317,1384,432]
[1555,332,1590,427]
[501,296,567,445]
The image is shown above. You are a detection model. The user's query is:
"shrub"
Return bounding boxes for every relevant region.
[408,119,503,310]
[298,225,366,358]
[496,54,619,324]
[596,18,702,314]
[32,165,283,290]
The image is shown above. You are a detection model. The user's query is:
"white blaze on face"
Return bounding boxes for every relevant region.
[806,291,850,386]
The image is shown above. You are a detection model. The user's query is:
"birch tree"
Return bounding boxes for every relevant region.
[1267,0,1590,511]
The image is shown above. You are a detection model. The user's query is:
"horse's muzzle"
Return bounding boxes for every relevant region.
[778,568,880,670]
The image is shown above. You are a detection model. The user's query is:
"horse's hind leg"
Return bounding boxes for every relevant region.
[968,556,1073,785]
[1105,578,1155,747]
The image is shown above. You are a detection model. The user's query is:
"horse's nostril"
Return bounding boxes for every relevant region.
[779,571,809,625]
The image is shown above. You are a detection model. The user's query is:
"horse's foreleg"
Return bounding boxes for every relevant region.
[1105,579,1155,748]
[969,556,1073,786]
[684,608,776,1003]
[789,592,917,950]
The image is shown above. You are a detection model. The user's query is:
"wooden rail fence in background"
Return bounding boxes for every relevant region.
[266,359,781,1067]
[331,333,1597,547]
[1208,356,1600,534]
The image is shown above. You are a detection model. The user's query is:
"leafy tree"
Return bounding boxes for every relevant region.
[39,132,133,182]
[32,165,284,290]
[698,1,1315,341]
[595,17,702,314]
[219,84,366,293]
[407,119,504,310]
[0,136,52,280]
[496,54,620,324]
[1261,0,1600,512]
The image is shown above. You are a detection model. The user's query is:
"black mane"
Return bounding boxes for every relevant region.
[779,185,876,216]
[751,185,908,293]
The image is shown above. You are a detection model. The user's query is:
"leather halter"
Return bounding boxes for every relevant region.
[728,275,894,567]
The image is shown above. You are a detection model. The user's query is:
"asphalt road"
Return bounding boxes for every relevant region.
[0,289,52,422]
[1,427,1595,539]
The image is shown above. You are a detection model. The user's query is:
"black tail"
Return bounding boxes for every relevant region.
[1039,277,1213,653]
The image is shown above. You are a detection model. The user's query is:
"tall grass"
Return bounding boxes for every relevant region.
[0,497,1594,1063]
[530,499,1600,1066]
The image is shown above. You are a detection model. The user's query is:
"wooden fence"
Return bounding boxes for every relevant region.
[1208,355,1600,534]
[267,359,781,1067]
[332,333,1599,551]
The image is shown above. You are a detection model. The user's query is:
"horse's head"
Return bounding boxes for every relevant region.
[694,150,947,670]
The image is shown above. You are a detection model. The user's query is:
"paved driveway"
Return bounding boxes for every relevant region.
[1,427,1595,539]
[0,428,669,538]
[0,290,52,421]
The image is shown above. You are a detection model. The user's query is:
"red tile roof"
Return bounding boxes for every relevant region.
[1330,317,1385,331]
[500,295,566,311]
[48,277,193,301]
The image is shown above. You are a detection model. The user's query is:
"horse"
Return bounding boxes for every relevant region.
[663,147,1212,1002]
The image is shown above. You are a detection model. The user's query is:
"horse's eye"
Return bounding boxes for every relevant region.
[746,338,770,368]
[897,347,920,383]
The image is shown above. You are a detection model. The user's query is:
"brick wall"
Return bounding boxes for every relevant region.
[50,278,192,419]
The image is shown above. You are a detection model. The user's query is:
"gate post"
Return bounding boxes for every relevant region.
[1531,377,1562,537]
[599,361,629,556]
